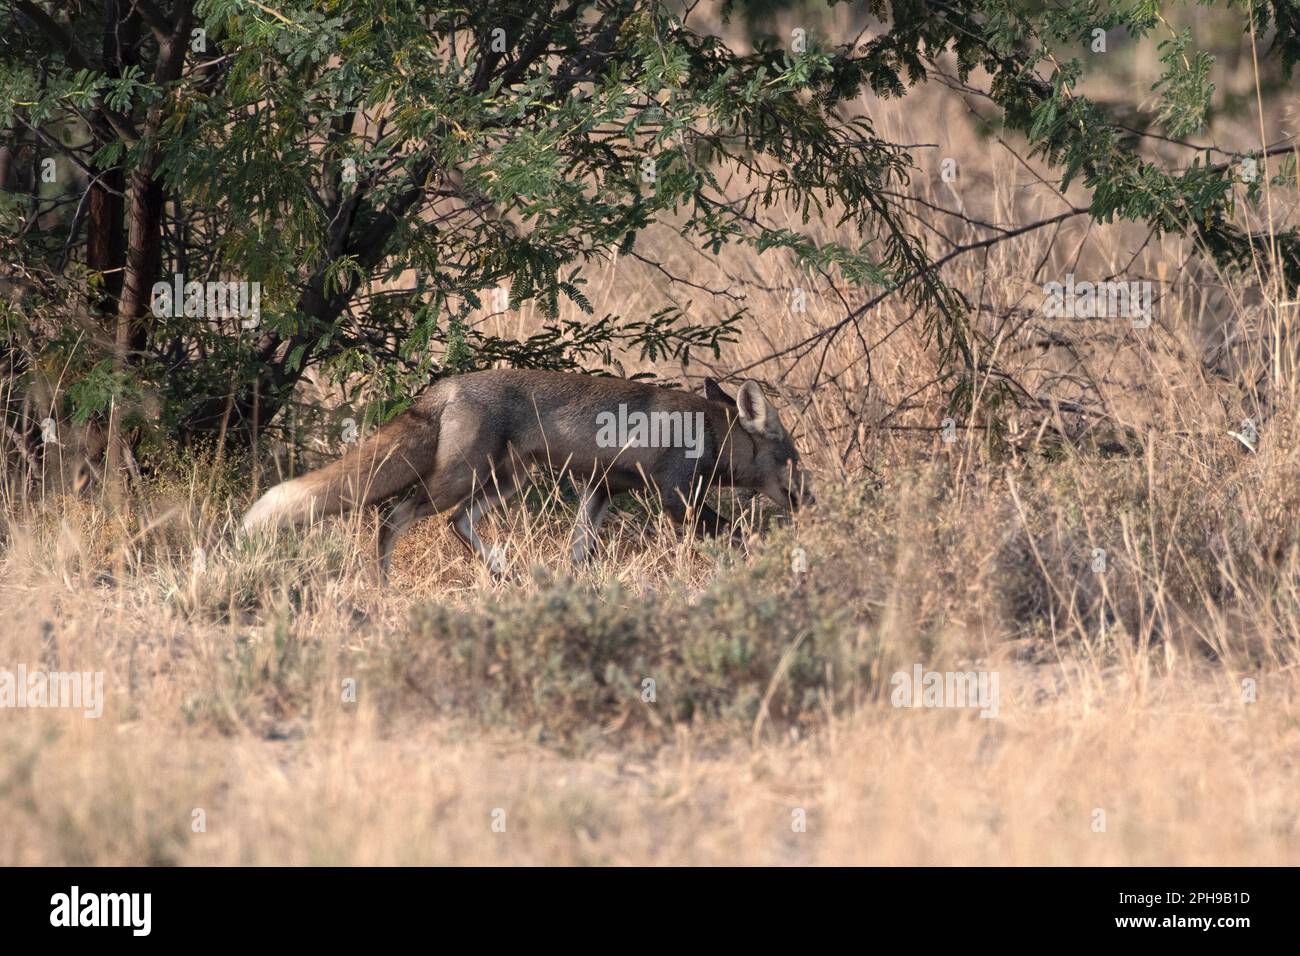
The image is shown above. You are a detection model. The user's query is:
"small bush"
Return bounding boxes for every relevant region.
[398,542,874,747]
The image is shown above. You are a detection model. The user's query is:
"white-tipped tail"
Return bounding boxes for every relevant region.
[240,480,320,534]
[238,404,438,537]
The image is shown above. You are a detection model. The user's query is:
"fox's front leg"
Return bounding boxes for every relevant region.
[665,491,746,547]
[570,484,611,565]
[694,502,747,547]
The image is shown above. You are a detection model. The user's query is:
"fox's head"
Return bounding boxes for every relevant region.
[705,378,816,510]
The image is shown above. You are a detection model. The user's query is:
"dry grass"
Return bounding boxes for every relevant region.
[4,5,1300,865]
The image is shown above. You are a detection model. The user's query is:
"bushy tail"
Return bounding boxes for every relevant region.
[240,406,439,533]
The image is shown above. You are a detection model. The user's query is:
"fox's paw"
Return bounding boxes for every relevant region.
[485,545,511,580]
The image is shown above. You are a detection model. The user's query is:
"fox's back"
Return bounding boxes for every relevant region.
[426,368,731,475]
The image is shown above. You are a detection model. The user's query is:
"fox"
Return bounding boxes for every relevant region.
[240,368,815,578]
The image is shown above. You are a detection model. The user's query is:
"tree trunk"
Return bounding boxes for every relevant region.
[84,0,132,316]
[105,2,194,500]
[85,168,126,313]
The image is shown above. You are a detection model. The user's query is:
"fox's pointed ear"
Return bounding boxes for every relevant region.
[736,380,773,437]
[704,378,736,407]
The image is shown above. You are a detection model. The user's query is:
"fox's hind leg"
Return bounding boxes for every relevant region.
[449,470,524,576]
[377,488,438,582]
[376,463,503,581]
[378,455,524,582]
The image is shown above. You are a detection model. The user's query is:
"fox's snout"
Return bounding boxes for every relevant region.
[776,468,816,511]
[788,481,816,510]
